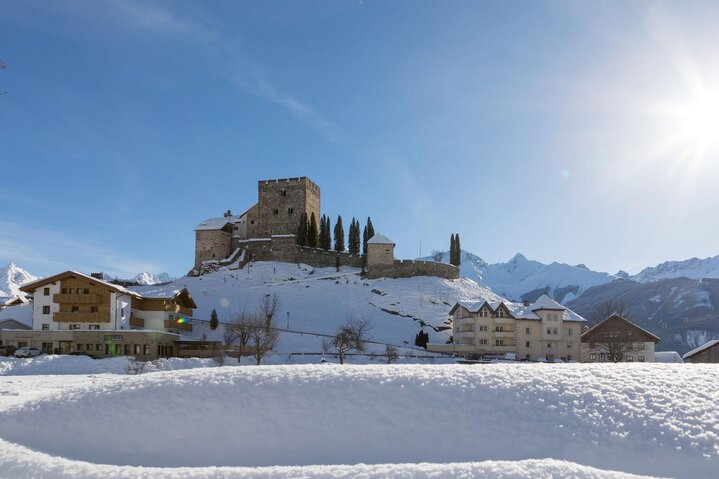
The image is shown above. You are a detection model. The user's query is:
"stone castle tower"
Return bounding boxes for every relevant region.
[247,177,320,238]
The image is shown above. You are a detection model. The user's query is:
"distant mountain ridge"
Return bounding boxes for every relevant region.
[419,251,617,303]
[631,255,719,283]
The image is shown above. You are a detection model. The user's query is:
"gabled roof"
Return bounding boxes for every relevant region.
[0,319,31,330]
[368,233,394,245]
[195,217,238,231]
[19,271,137,296]
[0,295,27,307]
[130,287,197,309]
[450,294,586,323]
[682,340,719,360]
[581,314,660,343]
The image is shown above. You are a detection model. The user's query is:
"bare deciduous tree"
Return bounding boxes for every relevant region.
[331,317,372,365]
[589,301,631,327]
[259,292,280,329]
[385,344,399,364]
[228,310,253,363]
[248,313,279,365]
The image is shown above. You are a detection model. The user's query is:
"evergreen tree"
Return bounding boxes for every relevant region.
[449,234,456,266]
[362,225,368,255]
[366,216,375,241]
[334,215,345,251]
[210,308,219,331]
[308,213,319,248]
[415,330,429,349]
[296,212,308,246]
[455,233,462,266]
[325,216,332,250]
[348,218,361,255]
[319,214,329,250]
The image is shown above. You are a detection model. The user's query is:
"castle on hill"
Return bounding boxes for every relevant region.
[191,176,458,280]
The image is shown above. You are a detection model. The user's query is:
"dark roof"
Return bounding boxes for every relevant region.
[0,319,31,330]
[581,314,660,343]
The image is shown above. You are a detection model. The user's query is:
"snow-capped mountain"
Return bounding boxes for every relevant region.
[130,272,175,285]
[0,263,38,299]
[631,255,719,283]
[420,251,617,303]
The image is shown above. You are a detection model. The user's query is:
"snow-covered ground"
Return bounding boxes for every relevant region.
[132,261,503,352]
[0,363,716,478]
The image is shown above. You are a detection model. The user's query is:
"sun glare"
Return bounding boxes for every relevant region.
[676,88,719,154]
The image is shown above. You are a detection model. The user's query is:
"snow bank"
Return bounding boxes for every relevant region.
[0,355,132,375]
[0,364,716,478]
[140,357,219,372]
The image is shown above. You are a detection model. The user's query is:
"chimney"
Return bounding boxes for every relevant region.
[523,300,531,307]
[224,210,232,218]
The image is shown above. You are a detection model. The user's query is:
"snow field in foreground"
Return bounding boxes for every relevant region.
[0,364,716,478]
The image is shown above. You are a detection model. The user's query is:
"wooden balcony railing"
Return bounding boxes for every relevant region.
[164,319,192,332]
[54,312,110,323]
[53,294,100,304]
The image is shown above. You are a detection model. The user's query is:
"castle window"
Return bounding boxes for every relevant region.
[288,207,294,214]
[272,208,279,215]
[281,189,287,196]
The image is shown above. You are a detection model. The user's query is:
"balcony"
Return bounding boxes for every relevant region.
[164,319,193,332]
[129,316,145,328]
[54,312,110,323]
[53,294,100,304]
[493,330,515,338]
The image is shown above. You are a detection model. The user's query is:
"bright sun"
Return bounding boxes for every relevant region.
[676,88,719,153]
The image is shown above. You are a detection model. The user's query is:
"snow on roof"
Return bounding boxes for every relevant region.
[453,294,585,322]
[195,216,239,231]
[682,340,719,360]
[368,233,394,245]
[20,271,138,297]
[655,351,683,363]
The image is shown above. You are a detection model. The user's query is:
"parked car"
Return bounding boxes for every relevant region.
[14,347,42,358]
[0,345,17,357]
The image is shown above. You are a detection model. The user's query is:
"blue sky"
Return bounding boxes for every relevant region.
[1,0,718,278]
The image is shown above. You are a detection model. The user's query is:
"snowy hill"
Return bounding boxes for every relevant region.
[420,251,617,303]
[631,254,719,283]
[0,263,37,302]
[419,250,488,281]
[131,261,503,353]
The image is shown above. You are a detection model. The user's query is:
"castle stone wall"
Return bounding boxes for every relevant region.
[249,177,320,238]
[194,229,232,270]
[366,260,458,280]
[237,235,364,269]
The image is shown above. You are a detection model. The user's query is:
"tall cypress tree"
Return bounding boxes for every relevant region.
[363,217,375,255]
[455,233,462,266]
[320,215,331,250]
[334,215,345,251]
[350,218,362,255]
[319,214,328,250]
[308,213,319,248]
[296,212,308,246]
[450,234,456,266]
[362,225,368,256]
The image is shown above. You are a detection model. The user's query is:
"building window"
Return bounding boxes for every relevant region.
[525,327,531,334]
[525,341,531,348]
[42,306,50,315]
[280,189,287,196]
[626,356,633,362]
[69,324,80,330]
[567,328,572,336]
[84,288,89,294]
[91,306,98,313]
[638,355,645,362]
[43,287,50,296]
[288,207,294,214]
[143,344,150,355]
[42,324,49,331]
[479,325,488,331]
[627,343,634,350]
[589,353,596,361]
[87,344,93,351]
[567,344,571,349]
[134,344,141,355]
[547,343,552,348]
[546,328,551,335]
[479,339,488,345]
[96,344,102,351]
[71,306,79,312]
[62,288,68,294]
[495,339,504,346]
[272,208,279,215]
[89,325,100,330]
[495,326,504,332]
[638,343,645,350]
[552,328,558,335]
[77,344,84,351]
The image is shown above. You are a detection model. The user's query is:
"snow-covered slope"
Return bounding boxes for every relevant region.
[420,251,617,303]
[0,263,37,299]
[632,254,719,283]
[132,261,502,353]
[0,365,715,478]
